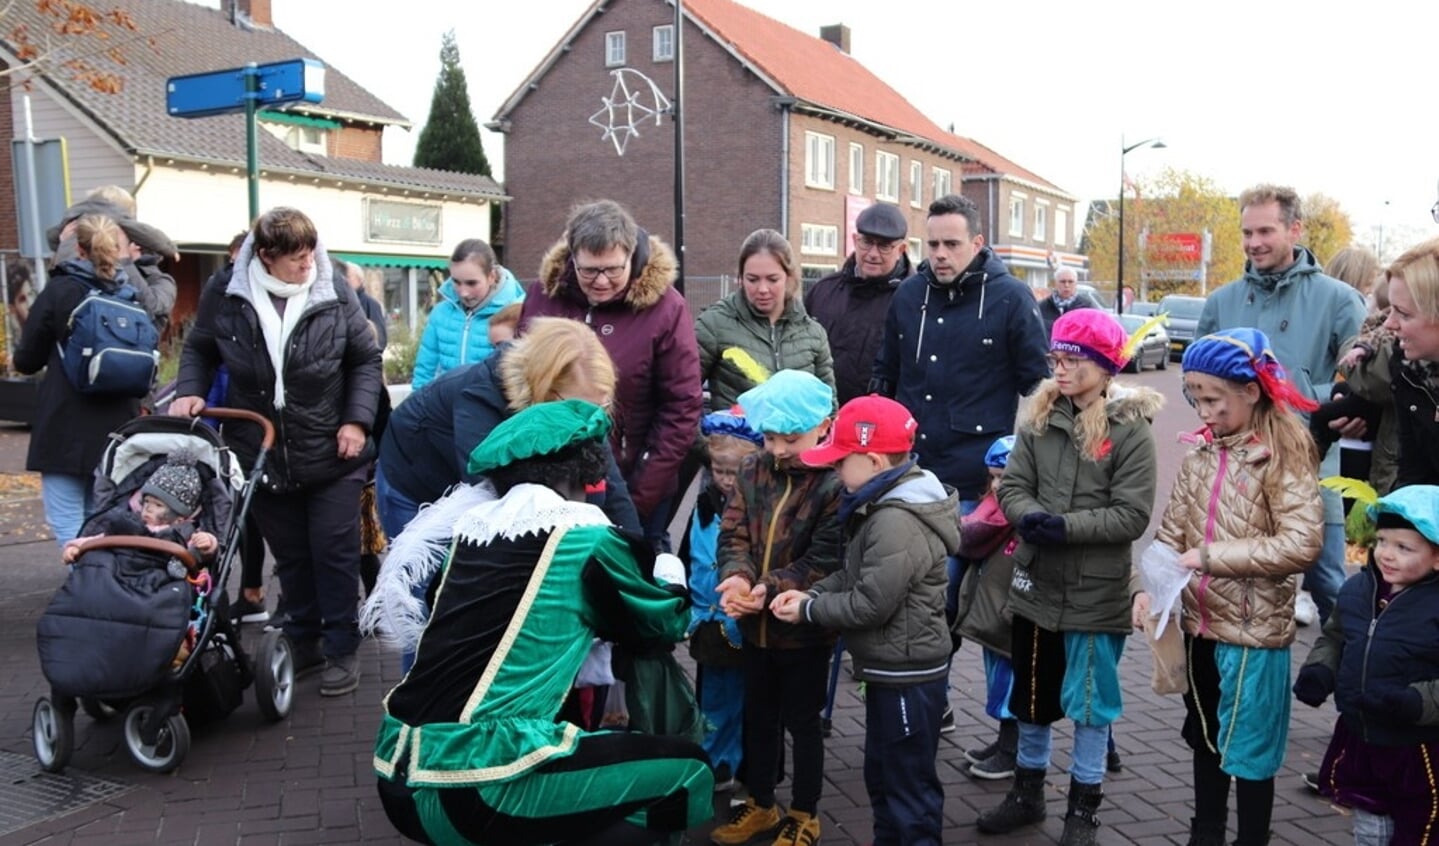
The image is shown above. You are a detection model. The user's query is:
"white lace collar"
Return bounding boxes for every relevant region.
[453,483,611,545]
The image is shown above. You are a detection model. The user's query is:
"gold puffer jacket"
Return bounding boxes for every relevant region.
[1154,429,1323,649]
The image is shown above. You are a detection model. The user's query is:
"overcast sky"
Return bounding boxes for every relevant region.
[234,0,1437,255]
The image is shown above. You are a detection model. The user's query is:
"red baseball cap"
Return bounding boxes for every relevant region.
[801,395,917,466]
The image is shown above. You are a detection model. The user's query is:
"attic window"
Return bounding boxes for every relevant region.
[261,121,328,156]
[605,31,626,67]
[653,25,674,62]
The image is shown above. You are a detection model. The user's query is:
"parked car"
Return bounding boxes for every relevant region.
[1158,294,1207,360]
[1077,283,1112,308]
[1127,301,1159,317]
[1117,313,1170,372]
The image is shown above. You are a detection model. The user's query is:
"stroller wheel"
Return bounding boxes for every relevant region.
[122,703,190,773]
[33,697,75,773]
[255,629,295,721]
[80,697,120,722]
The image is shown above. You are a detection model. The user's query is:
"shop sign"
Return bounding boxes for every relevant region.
[365,199,442,245]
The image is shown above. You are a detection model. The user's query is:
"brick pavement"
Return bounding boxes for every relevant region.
[0,384,1363,845]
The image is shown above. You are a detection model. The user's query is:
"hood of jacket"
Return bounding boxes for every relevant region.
[537,231,678,312]
[436,266,526,316]
[1242,245,1322,292]
[918,245,1011,295]
[225,234,338,311]
[1019,379,1166,435]
[870,467,962,555]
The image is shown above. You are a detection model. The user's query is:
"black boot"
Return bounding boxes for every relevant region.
[968,719,1018,780]
[976,766,1047,834]
[1186,817,1226,846]
[1058,779,1102,846]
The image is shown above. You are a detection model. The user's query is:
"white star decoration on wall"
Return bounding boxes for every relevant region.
[588,69,673,156]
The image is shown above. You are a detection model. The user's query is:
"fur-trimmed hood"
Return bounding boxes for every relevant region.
[537,231,679,312]
[1019,379,1165,433]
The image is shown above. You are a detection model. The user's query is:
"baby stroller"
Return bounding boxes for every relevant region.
[31,408,293,774]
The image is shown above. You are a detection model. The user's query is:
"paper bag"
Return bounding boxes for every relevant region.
[1143,613,1188,695]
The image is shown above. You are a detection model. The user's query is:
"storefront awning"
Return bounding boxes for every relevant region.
[332,252,447,270]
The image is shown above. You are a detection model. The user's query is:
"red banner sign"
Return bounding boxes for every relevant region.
[1147,232,1203,264]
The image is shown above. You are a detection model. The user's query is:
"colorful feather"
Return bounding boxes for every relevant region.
[1320,476,1379,505]
[722,347,771,386]
[1120,313,1169,364]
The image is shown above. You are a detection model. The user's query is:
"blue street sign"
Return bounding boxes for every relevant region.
[166,58,325,118]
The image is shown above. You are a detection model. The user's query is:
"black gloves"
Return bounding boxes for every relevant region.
[1018,512,1066,546]
[1359,686,1423,725]
[1292,664,1335,708]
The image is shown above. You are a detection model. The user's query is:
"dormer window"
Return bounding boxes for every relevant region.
[259,112,337,156]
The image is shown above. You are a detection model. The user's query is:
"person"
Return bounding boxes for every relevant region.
[15,215,145,547]
[338,259,389,351]
[520,199,702,549]
[170,207,383,698]
[1195,184,1366,626]
[1330,274,1397,496]
[695,228,834,413]
[1293,485,1439,846]
[488,300,523,346]
[977,309,1160,846]
[953,435,1020,781]
[683,410,762,793]
[63,453,219,564]
[1038,267,1100,338]
[410,239,525,389]
[1380,238,1439,487]
[1130,328,1323,846]
[804,203,915,405]
[770,394,958,846]
[711,370,842,846]
[5,259,33,348]
[375,316,638,540]
[365,399,714,846]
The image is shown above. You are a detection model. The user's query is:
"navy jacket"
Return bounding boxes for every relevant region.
[870,248,1049,499]
[1390,343,1439,489]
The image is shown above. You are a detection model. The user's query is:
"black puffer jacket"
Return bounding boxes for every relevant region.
[1390,342,1439,489]
[175,240,383,492]
[804,253,911,405]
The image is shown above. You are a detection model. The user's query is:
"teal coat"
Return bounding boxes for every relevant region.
[695,290,834,412]
[410,268,525,389]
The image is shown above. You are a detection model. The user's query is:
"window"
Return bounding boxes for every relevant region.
[605,31,626,66]
[1034,203,1048,242]
[909,161,923,207]
[1009,194,1026,237]
[932,167,952,199]
[652,25,674,62]
[800,223,839,256]
[1055,208,1069,247]
[261,121,328,156]
[848,143,864,195]
[804,132,835,190]
[875,151,900,202]
[907,237,923,264]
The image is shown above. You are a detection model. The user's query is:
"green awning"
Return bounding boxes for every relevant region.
[332,252,447,270]
[258,110,342,129]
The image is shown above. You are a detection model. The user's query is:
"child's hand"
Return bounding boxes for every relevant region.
[769,590,807,623]
[191,531,218,556]
[62,541,82,564]
[1292,664,1335,708]
[1130,592,1151,629]
[1178,548,1204,571]
[717,575,766,618]
[1339,346,1370,370]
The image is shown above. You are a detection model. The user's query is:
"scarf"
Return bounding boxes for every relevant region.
[247,255,315,409]
[1051,294,1078,310]
[838,458,915,523]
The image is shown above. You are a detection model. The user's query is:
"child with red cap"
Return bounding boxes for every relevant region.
[979,309,1162,846]
[771,394,959,846]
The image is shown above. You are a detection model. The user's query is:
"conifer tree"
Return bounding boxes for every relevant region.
[413,31,491,176]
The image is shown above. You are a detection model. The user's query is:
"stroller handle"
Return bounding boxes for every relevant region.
[72,536,197,571]
[201,407,276,450]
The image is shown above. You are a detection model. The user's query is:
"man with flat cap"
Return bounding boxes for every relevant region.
[804,203,915,405]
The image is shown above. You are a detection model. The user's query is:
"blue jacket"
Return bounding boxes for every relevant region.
[870,248,1049,499]
[410,268,525,389]
[1318,566,1439,747]
[377,349,640,534]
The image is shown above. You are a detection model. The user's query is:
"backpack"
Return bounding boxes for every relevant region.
[58,281,160,397]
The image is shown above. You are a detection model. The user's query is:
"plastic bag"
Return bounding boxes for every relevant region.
[575,639,616,687]
[1138,541,1189,633]
[1143,613,1188,695]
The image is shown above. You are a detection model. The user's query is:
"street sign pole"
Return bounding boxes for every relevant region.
[244,63,259,223]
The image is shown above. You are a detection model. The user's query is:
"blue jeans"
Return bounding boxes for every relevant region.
[1302,520,1346,624]
[944,499,981,622]
[41,473,94,549]
[866,679,947,846]
[1017,721,1109,785]
[374,462,422,539]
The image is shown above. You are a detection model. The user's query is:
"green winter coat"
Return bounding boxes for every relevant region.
[998,382,1162,634]
[695,291,835,412]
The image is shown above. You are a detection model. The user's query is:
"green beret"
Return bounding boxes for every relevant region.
[467,399,613,476]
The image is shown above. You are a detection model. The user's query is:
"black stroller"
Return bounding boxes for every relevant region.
[31,409,293,774]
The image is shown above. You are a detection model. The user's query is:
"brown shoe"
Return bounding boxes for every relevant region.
[772,810,821,846]
[711,797,783,845]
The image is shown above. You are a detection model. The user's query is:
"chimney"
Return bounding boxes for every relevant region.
[819,24,850,55]
[236,0,272,29]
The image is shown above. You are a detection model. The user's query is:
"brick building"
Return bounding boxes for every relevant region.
[491,0,1083,307]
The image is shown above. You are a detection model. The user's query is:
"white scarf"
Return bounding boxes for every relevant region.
[247,255,315,409]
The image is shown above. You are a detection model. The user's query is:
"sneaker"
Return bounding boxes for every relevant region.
[1294,590,1319,627]
[1107,749,1124,773]
[230,595,270,624]
[772,810,821,846]
[712,763,738,794]
[319,653,361,697]
[1302,771,1321,794]
[965,738,1000,766]
[967,750,1017,780]
[291,638,325,676]
[710,797,782,845]
[939,705,956,734]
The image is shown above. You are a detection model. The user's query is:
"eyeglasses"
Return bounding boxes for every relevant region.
[855,235,901,255]
[573,260,629,282]
[1046,353,1089,372]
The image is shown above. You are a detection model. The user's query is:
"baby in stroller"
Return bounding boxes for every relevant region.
[62,451,219,566]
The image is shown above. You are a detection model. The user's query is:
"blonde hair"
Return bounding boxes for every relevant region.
[86,185,136,217]
[1324,246,1380,295]
[489,301,523,334]
[1387,237,1439,322]
[1019,378,1115,461]
[706,431,760,464]
[500,317,616,411]
[74,214,123,280]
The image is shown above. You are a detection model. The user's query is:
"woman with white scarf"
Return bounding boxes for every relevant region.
[171,207,384,697]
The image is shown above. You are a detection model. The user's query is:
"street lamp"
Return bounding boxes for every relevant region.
[1116,136,1166,314]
